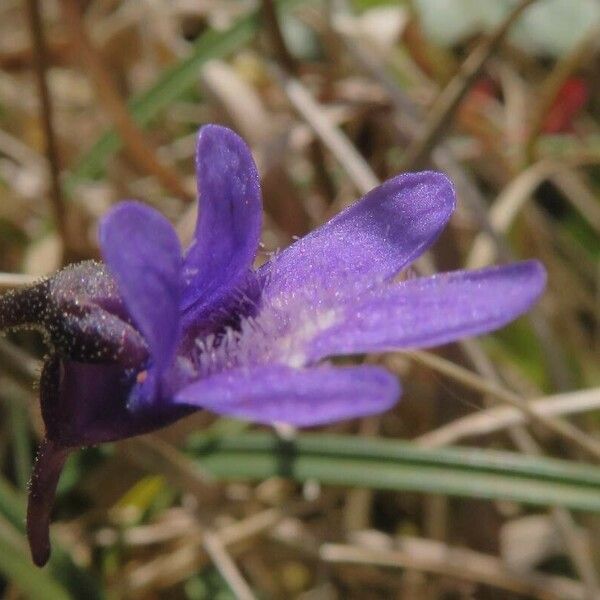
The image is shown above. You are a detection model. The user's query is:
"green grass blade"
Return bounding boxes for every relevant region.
[187,433,600,512]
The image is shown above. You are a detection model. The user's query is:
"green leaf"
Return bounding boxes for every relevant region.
[66,0,303,189]
[187,432,600,512]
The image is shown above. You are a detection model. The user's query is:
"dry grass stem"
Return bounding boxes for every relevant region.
[202,529,257,600]
[468,158,600,268]
[271,64,379,195]
[417,387,600,447]
[321,538,586,600]
[126,509,284,594]
[24,0,72,259]
[408,350,600,462]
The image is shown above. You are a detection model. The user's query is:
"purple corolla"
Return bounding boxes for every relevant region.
[0,125,545,566]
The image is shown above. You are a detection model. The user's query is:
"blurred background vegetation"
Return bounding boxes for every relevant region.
[0,0,599,598]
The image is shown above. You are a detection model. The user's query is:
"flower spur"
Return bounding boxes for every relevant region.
[0,124,546,566]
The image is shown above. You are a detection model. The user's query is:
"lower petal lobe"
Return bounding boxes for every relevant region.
[174,364,400,427]
[309,261,547,360]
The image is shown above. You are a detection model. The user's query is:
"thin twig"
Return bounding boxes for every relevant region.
[321,539,586,600]
[417,387,600,448]
[126,508,284,593]
[401,0,537,170]
[203,530,257,600]
[466,157,600,269]
[24,0,72,259]
[457,340,600,600]
[407,350,600,463]
[59,0,193,202]
[270,64,378,195]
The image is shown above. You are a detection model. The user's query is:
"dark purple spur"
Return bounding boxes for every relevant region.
[0,125,546,566]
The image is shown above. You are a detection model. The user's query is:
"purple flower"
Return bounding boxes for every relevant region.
[0,125,545,566]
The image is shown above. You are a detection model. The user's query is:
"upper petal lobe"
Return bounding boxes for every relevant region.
[181,125,262,326]
[260,171,455,302]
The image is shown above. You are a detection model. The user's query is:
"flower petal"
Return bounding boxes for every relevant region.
[309,260,547,360]
[99,201,181,383]
[174,364,400,426]
[260,172,455,301]
[181,125,262,323]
